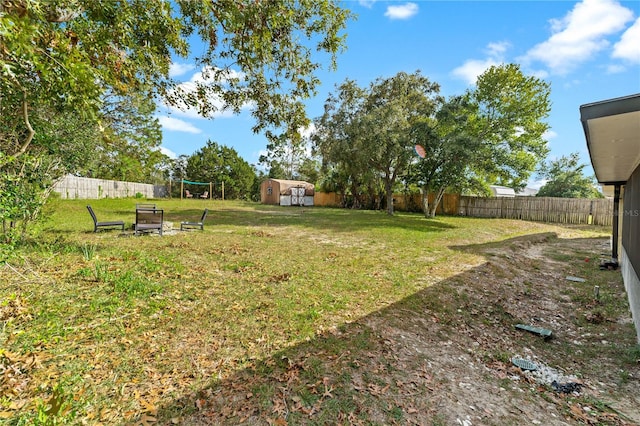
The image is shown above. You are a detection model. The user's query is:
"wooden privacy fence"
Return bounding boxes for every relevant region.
[314,192,613,226]
[313,192,342,207]
[53,175,167,199]
[312,192,460,214]
[392,193,460,215]
[458,196,613,226]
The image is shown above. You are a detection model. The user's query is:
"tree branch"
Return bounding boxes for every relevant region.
[15,89,35,158]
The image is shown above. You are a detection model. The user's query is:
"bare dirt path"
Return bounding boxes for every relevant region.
[354,233,640,425]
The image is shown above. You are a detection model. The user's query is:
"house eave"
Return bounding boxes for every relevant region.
[580,93,640,184]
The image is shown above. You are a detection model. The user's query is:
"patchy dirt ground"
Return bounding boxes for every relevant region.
[169,232,640,425]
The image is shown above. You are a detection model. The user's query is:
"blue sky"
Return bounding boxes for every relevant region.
[157,0,640,185]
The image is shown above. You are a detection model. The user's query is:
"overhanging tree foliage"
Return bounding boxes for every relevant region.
[0,0,352,240]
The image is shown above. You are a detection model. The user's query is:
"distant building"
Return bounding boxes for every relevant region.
[489,185,516,197]
[260,179,315,206]
[488,185,538,197]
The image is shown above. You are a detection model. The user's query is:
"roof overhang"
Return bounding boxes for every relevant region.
[580,93,640,184]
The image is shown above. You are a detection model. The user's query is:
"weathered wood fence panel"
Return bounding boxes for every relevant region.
[458,196,613,226]
[313,192,342,207]
[294,191,613,226]
[53,175,167,199]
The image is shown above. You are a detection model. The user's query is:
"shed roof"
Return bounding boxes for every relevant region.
[580,93,640,184]
[490,185,516,197]
[264,179,314,195]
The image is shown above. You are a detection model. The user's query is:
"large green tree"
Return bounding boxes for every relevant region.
[468,64,551,190]
[364,72,441,215]
[314,72,441,214]
[0,0,351,238]
[186,141,257,200]
[412,64,551,217]
[536,153,603,198]
[313,79,373,208]
[411,95,484,217]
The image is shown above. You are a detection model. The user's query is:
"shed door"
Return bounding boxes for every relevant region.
[291,187,305,206]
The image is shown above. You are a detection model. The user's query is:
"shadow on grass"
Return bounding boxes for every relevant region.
[141,232,635,425]
[207,207,457,234]
[449,231,559,254]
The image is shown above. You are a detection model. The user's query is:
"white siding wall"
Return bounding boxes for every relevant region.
[621,247,640,342]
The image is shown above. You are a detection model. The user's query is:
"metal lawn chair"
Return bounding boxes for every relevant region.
[181,209,208,231]
[87,205,125,232]
[134,208,163,236]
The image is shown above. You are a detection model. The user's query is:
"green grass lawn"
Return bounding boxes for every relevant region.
[0,198,628,424]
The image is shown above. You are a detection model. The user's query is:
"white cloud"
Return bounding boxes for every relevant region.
[451,41,508,85]
[543,129,558,141]
[527,179,548,190]
[384,3,418,20]
[162,66,252,119]
[606,63,627,73]
[159,146,177,159]
[169,62,196,78]
[522,0,635,75]
[529,69,550,80]
[452,58,501,85]
[157,116,202,134]
[612,17,640,63]
[486,41,510,57]
[191,66,245,84]
[299,122,317,140]
[358,0,377,8]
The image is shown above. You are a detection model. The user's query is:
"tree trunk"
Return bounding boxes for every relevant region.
[429,187,446,217]
[14,90,35,159]
[385,180,394,215]
[422,190,430,218]
[348,181,360,209]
